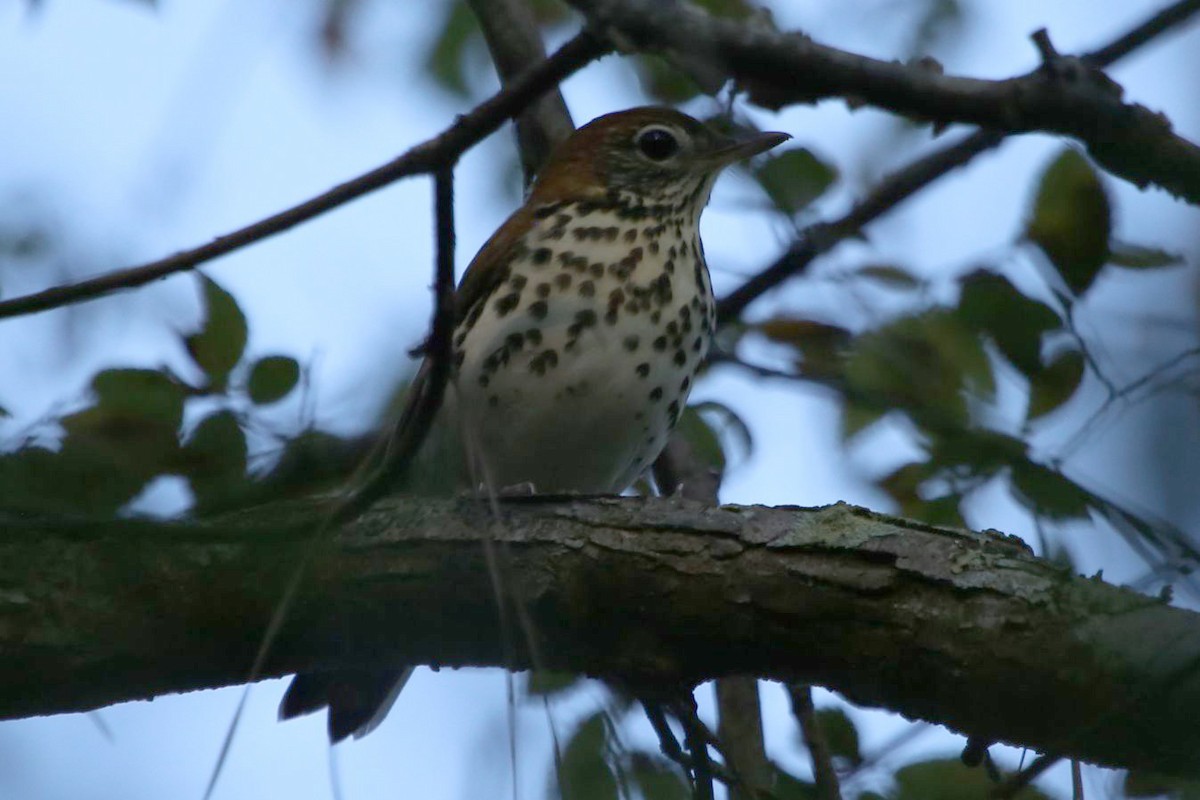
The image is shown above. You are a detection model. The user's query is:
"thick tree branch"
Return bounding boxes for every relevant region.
[3,497,1199,778]
[0,31,608,322]
[566,0,1200,203]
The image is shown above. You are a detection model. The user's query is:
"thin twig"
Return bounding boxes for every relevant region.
[786,685,844,800]
[990,754,1058,799]
[0,31,607,322]
[715,0,1200,323]
[202,167,458,799]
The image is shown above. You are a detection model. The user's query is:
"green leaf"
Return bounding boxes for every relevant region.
[1124,770,1200,798]
[957,270,1061,376]
[755,317,850,380]
[180,410,249,514]
[625,753,688,800]
[1108,240,1183,270]
[854,264,923,290]
[813,707,861,765]
[186,276,248,390]
[1010,461,1091,520]
[635,55,702,104]
[891,758,1051,800]
[1028,349,1085,419]
[247,355,300,405]
[524,671,580,698]
[87,368,187,430]
[556,712,618,800]
[753,148,838,214]
[1026,148,1112,296]
[844,310,993,431]
[425,0,478,97]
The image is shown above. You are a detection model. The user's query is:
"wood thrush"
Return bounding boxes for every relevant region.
[280,107,788,740]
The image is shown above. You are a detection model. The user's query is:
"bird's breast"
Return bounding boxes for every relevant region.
[452,201,715,493]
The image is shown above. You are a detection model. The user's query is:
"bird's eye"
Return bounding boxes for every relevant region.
[635,127,680,161]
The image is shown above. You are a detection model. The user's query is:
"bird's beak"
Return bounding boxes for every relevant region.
[707,130,791,164]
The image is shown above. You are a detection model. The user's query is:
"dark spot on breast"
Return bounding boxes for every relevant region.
[680,375,691,392]
[528,300,548,320]
[509,274,528,290]
[526,328,543,346]
[575,309,597,327]
[578,279,595,297]
[623,335,640,352]
[653,336,667,351]
[636,362,650,378]
[648,241,660,255]
[534,202,563,219]
[488,394,500,407]
[536,282,552,298]
[529,348,559,375]
[590,262,605,278]
[692,336,704,352]
[478,374,489,387]
[494,292,520,317]
[531,248,551,265]
[667,399,679,418]
[604,227,619,241]
[506,332,526,350]
[624,228,638,243]
[673,350,686,366]
[605,309,618,325]
[555,273,572,290]
[649,387,663,401]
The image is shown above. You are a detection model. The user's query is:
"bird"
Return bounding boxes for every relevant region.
[278,106,789,741]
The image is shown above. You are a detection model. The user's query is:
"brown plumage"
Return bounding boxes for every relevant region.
[282,107,788,741]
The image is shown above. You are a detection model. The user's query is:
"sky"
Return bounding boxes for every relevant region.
[0,1,1198,798]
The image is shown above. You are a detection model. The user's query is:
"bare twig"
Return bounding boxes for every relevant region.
[567,0,1200,202]
[716,0,1200,323]
[467,0,575,184]
[0,31,607,322]
[717,129,1002,324]
[990,754,1058,799]
[787,685,844,800]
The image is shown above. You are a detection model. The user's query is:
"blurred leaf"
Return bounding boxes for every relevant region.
[179,410,248,513]
[854,264,923,290]
[841,401,887,441]
[525,671,580,697]
[957,270,1060,375]
[556,712,618,800]
[813,707,861,765]
[756,317,850,380]
[674,405,725,472]
[186,276,248,390]
[635,55,702,103]
[426,0,478,96]
[626,753,688,800]
[891,758,1050,799]
[929,429,1027,477]
[1108,240,1183,270]
[1028,349,1085,419]
[88,368,187,429]
[247,355,300,405]
[769,764,817,799]
[753,148,838,214]
[1125,770,1200,798]
[692,400,753,468]
[908,0,963,56]
[844,310,993,432]
[1026,149,1111,296]
[1010,461,1091,520]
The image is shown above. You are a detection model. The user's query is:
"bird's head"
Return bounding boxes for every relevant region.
[531,107,790,204]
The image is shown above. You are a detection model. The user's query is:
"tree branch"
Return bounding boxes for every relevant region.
[467,0,576,184]
[3,497,1199,778]
[0,31,608,322]
[566,0,1200,203]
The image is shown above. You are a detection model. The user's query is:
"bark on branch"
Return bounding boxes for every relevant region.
[2,497,1199,778]
[566,0,1200,204]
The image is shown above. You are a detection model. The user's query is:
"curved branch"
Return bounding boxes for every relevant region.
[0,32,608,322]
[2,497,1199,778]
[567,0,1200,203]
